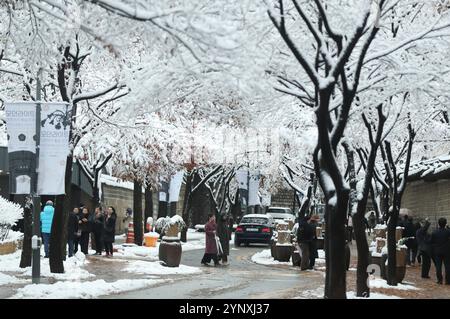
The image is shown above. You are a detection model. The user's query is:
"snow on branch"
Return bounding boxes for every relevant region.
[0,196,23,226]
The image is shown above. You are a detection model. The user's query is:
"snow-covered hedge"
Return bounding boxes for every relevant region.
[0,196,23,226]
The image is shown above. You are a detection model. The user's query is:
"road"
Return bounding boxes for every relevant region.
[104,244,323,299]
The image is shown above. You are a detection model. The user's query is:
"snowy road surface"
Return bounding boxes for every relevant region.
[103,244,323,299]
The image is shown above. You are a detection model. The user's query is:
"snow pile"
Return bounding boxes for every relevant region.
[251,249,291,265]
[0,251,27,273]
[114,244,159,261]
[124,260,201,275]
[369,278,420,291]
[294,287,324,299]
[0,196,23,226]
[2,230,23,244]
[374,224,387,230]
[11,278,169,299]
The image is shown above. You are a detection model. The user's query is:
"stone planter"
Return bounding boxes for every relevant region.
[0,241,17,255]
[158,224,182,267]
[274,244,293,262]
[370,255,386,279]
[159,239,182,267]
[381,247,407,283]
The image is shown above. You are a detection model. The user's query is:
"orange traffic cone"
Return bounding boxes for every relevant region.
[126,222,135,244]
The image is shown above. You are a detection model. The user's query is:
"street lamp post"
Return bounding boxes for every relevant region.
[31,68,42,284]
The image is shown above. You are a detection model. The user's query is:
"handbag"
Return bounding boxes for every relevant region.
[215,236,223,257]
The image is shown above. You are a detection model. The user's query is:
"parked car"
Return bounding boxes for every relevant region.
[266,207,295,224]
[234,214,274,247]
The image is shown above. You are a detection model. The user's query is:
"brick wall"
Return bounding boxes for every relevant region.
[402,179,450,228]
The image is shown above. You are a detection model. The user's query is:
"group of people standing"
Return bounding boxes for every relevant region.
[67,205,117,257]
[415,216,450,285]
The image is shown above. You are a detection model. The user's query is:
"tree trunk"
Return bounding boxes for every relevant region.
[49,156,72,273]
[144,185,153,231]
[133,180,143,246]
[324,196,348,299]
[92,168,100,208]
[386,207,398,285]
[181,172,192,242]
[353,213,370,296]
[169,202,177,217]
[19,199,32,268]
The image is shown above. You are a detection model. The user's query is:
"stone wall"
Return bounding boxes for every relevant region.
[402,179,450,228]
[101,184,157,234]
[270,189,295,211]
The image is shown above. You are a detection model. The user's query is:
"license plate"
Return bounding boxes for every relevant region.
[246,228,258,232]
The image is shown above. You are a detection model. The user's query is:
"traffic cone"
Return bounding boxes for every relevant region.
[126,222,135,244]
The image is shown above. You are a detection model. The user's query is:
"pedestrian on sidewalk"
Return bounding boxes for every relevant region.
[416,218,432,278]
[297,216,314,270]
[201,214,220,266]
[93,206,105,255]
[79,207,93,255]
[430,217,450,284]
[104,206,117,257]
[40,200,54,258]
[67,207,80,257]
[74,205,85,253]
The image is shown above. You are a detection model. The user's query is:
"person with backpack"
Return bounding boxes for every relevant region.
[40,200,55,258]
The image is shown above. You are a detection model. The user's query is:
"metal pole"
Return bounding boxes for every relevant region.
[32,68,42,284]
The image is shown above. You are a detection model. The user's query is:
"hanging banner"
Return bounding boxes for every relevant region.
[169,171,184,202]
[235,169,248,190]
[248,170,261,206]
[5,103,37,194]
[159,180,169,202]
[37,103,72,195]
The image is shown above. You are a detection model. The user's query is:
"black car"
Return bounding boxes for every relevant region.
[234,214,274,247]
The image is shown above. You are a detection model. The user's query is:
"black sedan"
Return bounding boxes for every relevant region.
[234,214,274,247]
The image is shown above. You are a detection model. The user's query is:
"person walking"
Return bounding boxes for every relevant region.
[430,218,450,284]
[309,215,319,269]
[40,200,55,258]
[103,206,117,258]
[201,214,220,266]
[403,216,417,266]
[93,206,105,255]
[67,207,80,258]
[416,219,432,278]
[78,207,92,254]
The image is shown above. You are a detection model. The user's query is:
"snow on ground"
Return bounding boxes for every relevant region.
[124,260,201,275]
[11,278,169,299]
[347,291,401,299]
[251,249,291,266]
[294,287,324,298]
[0,272,27,285]
[0,250,28,273]
[369,278,420,290]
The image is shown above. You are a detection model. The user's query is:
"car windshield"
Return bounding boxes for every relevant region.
[267,208,292,214]
[240,217,268,225]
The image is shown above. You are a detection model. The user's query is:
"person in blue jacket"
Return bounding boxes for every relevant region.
[40,200,55,258]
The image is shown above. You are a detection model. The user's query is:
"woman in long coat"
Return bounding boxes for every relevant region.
[103,206,117,257]
[201,214,220,266]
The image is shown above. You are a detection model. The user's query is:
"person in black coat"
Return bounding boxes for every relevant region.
[103,206,117,257]
[416,219,432,278]
[74,206,85,253]
[78,207,93,254]
[67,208,80,257]
[430,217,450,284]
[297,216,314,270]
[93,206,105,255]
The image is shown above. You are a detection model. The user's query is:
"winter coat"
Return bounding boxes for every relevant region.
[67,212,79,240]
[297,219,314,243]
[93,213,105,238]
[216,215,230,256]
[103,213,117,243]
[416,225,431,254]
[430,228,450,256]
[40,205,54,234]
[78,212,93,233]
[204,219,218,254]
